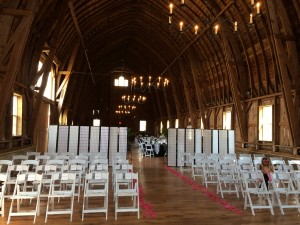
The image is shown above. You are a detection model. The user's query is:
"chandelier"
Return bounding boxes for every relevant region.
[167,0,261,35]
[115,104,136,114]
[131,76,169,92]
[122,94,147,104]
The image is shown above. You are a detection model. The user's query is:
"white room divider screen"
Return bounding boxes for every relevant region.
[68,126,79,155]
[89,126,100,153]
[79,126,89,153]
[109,127,118,166]
[167,128,235,167]
[47,126,128,163]
[48,125,58,154]
[167,128,177,167]
[57,126,69,154]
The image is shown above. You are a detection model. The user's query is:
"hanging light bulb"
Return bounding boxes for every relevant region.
[194,25,199,34]
[179,21,184,32]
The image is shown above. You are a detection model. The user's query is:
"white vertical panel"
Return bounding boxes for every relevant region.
[48,125,58,154]
[79,126,89,154]
[202,129,212,155]
[185,129,194,156]
[228,130,235,154]
[90,126,100,153]
[109,127,118,166]
[195,129,202,153]
[57,126,69,154]
[119,127,127,157]
[68,126,79,155]
[212,130,219,154]
[100,127,109,156]
[168,128,177,167]
[219,130,228,155]
[177,129,185,167]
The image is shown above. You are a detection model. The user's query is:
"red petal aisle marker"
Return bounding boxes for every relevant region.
[139,185,157,219]
[163,165,242,215]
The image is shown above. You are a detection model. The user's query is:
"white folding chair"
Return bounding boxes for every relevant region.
[179,152,191,173]
[270,171,300,215]
[115,172,139,220]
[191,155,205,181]
[82,172,109,220]
[201,159,219,187]
[0,174,7,217]
[242,171,274,216]
[45,173,76,223]
[26,152,41,160]
[12,155,28,165]
[7,173,43,224]
[35,155,50,165]
[21,160,39,172]
[217,159,240,198]
[144,144,154,157]
[0,160,13,174]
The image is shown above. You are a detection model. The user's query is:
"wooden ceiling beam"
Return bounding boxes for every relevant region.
[1,8,33,16]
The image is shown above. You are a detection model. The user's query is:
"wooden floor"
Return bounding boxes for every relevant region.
[1,146,300,225]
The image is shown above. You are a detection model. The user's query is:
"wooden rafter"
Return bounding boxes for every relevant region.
[266,0,300,152]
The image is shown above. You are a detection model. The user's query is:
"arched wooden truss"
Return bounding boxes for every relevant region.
[0,0,299,154]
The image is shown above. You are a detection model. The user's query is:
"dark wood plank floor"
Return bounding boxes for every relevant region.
[1,145,300,225]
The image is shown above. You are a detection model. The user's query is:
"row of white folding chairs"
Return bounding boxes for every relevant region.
[242,170,300,216]
[3,171,109,223]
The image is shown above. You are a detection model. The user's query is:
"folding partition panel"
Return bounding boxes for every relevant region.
[79,126,89,154]
[118,127,127,155]
[195,129,202,153]
[68,126,79,155]
[228,130,235,153]
[185,129,195,156]
[219,130,228,155]
[109,127,118,166]
[100,127,109,157]
[90,126,100,153]
[177,129,185,167]
[212,130,219,154]
[48,125,58,154]
[57,126,69,154]
[168,129,177,167]
[202,129,212,155]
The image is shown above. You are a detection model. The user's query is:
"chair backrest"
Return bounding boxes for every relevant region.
[0,160,13,173]
[91,158,108,165]
[89,163,108,172]
[12,155,28,165]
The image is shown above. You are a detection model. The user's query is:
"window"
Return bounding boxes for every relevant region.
[12,94,22,136]
[167,120,169,129]
[259,105,272,141]
[160,121,163,134]
[36,61,55,100]
[139,120,146,132]
[93,119,100,126]
[114,76,128,87]
[175,119,179,128]
[223,111,232,130]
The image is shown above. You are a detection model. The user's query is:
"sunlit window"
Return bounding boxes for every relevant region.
[223,111,232,130]
[36,61,55,100]
[259,105,272,141]
[139,120,146,132]
[93,119,100,126]
[12,94,22,136]
[167,120,169,129]
[114,76,128,87]
[175,119,179,128]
